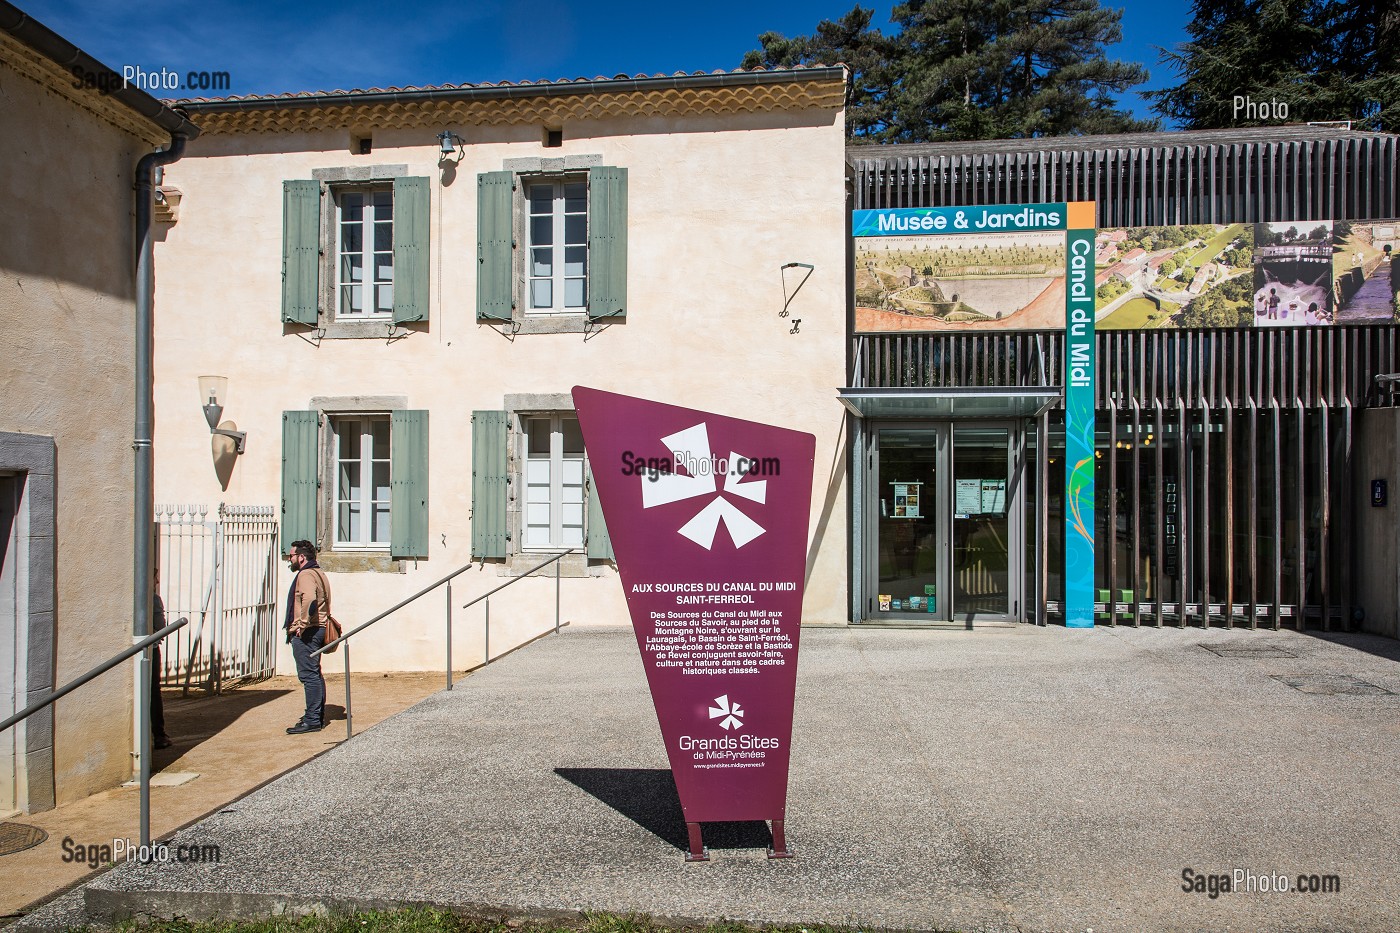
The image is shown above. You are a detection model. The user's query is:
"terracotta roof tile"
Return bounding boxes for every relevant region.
[164,64,840,106]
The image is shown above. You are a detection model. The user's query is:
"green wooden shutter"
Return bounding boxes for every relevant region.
[392,177,430,324]
[588,166,627,321]
[586,463,613,560]
[390,410,429,557]
[281,180,320,325]
[477,172,515,322]
[281,410,319,551]
[471,410,509,558]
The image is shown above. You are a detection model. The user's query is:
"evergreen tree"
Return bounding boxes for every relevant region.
[743,0,1156,142]
[1149,0,1399,131]
[741,7,900,140]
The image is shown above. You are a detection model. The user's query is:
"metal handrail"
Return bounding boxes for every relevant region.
[315,561,475,655]
[0,615,188,856]
[461,549,575,611]
[0,616,188,734]
[308,549,578,742]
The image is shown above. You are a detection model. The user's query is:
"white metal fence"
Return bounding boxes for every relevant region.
[156,504,279,693]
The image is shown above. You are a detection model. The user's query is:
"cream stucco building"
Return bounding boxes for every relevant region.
[150,69,850,675]
[1,5,199,811]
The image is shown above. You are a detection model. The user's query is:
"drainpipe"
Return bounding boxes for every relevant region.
[133,133,187,851]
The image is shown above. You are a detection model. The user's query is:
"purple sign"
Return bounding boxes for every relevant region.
[572,387,815,859]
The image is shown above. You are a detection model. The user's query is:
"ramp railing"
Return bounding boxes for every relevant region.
[312,549,576,741]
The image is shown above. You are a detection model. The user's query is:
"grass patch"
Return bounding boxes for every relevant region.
[58,909,948,933]
[1186,223,1247,269]
[1101,296,1165,329]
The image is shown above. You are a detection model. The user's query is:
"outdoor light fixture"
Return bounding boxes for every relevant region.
[437,130,466,162]
[199,375,247,453]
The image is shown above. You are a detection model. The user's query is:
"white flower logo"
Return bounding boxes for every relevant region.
[708,695,745,731]
[640,422,768,549]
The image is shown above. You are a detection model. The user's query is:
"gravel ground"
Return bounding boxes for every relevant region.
[20,624,1400,933]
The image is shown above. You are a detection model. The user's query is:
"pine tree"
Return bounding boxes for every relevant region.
[742,0,1156,142]
[1149,0,1399,131]
[741,7,899,140]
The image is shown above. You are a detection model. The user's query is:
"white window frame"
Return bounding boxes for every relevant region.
[521,414,585,551]
[334,185,394,320]
[524,176,588,316]
[331,415,391,550]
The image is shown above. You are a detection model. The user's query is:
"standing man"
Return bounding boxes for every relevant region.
[284,540,329,734]
[150,569,173,749]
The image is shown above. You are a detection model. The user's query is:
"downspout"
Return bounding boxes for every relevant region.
[133,132,187,850]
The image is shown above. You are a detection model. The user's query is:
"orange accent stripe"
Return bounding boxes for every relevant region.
[1066,201,1096,230]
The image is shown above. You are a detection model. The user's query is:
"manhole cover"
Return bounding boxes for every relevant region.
[1272,674,1393,696]
[1200,643,1297,658]
[0,822,48,856]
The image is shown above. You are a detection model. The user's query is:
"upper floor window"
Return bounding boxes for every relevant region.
[526,178,588,314]
[336,187,394,319]
[475,166,627,329]
[281,175,429,329]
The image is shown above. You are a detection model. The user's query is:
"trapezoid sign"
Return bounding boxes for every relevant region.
[572,386,815,858]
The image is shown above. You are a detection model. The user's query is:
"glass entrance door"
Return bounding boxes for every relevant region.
[952,425,1015,619]
[872,427,948,621]
[867,423,1022,624]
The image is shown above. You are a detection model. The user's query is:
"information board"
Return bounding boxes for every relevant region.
[572,386,816,860]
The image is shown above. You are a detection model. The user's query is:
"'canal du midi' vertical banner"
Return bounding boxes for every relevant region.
[1064,202,1097,628]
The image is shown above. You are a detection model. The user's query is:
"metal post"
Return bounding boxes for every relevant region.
[446,580,453,691]
[343,642,352,741]
[555,555,561,634]
[485,599,490,663]
[139,646,152,852]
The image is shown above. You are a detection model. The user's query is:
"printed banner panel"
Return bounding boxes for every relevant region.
[853,203,1095,332]
[572,387,815,824]
[1094,220,1398,328]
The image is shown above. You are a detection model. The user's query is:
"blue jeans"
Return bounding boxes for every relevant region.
[290,626,326,727]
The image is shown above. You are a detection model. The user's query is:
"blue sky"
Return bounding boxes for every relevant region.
[26,0,1191,123]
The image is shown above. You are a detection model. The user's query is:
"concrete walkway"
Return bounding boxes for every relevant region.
[1,674,445,919]
[16,625,1400,933]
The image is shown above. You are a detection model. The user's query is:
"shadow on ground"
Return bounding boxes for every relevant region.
[555,767,773,852]
[156,687,293,766]
[1300,630,1400,664]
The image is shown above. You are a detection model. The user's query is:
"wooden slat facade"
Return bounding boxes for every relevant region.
[849,128,1400,627]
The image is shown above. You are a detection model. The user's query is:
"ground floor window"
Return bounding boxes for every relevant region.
[523,414,585,549]
[333,416,391,548]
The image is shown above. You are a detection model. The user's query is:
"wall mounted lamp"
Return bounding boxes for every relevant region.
[199,375,247,454]
[437,130,466,163]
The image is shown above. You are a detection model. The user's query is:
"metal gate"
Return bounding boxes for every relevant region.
[156,504,278,692]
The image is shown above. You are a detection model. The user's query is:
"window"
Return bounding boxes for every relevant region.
[523,415,585,548]
[475,166,627,327]
[333,416,391,548]
[281,175,429,328]
[526,179,588,314]
[470,406,611,563]
[281,409,429,559]
[336,187,394,319]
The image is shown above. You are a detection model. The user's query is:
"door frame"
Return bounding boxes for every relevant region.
[858,419,1027,626]
[0,432,57,813]
[949,421,1027,625]
[864,422,951,624]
